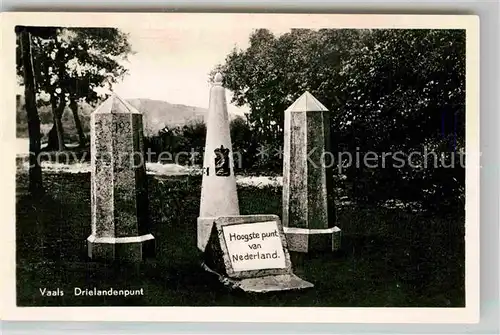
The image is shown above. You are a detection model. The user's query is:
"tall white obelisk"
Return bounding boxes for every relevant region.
[197,73,240,251]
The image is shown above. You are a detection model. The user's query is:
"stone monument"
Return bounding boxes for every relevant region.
[282,91,341,253]
[203,214,314,292]
[87,93,154,262]
[197,73,240,251]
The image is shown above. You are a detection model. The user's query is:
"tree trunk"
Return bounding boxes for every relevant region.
[46,125,58,151]
[49,97,66,151]
[20,29,43,194]
[55,113,66,151]
[70,98,86,147]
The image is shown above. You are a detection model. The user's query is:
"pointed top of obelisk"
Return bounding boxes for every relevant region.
[214,72,223,85]
[94,92,142,115]
[285,91,329,113]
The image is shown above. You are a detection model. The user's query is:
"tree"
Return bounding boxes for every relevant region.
[215,28,465,209]
[62,28,132,147]
[20,27,132,150]
[229,116,258,171]
[16,27,45,194]
[211,28,364,155]
[332,29,465,207]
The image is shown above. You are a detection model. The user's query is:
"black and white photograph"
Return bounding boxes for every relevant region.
[1,13,479,323]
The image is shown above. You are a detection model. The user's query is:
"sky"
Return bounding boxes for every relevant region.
[108,25,287,116]
[16,23,294,116]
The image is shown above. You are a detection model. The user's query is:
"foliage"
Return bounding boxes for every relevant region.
[144,117,257,170]
[229,116,260,171]
[16,26,133,149]
[144,120,207,165]
[16,27,132,104]
[214,28,466,210]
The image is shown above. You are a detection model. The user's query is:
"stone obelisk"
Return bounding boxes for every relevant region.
[282,91,341,253]
[197,73,240,251]
[87,93,154,262]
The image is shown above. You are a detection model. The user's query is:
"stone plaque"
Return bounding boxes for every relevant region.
[203,215,313,292]
[222,221,287,272]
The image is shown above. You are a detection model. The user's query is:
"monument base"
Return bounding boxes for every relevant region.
[87,234,155,262]
[283,226,341,253]
[197,217,218,251]
[201,263,314,293]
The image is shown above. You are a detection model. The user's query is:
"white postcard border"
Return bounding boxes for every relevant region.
[0,12,480,323]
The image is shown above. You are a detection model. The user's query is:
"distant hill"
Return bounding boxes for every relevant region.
[127,98,208,136]
[16,95,239,140]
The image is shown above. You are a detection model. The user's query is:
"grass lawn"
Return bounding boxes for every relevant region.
[15,172,465,307]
